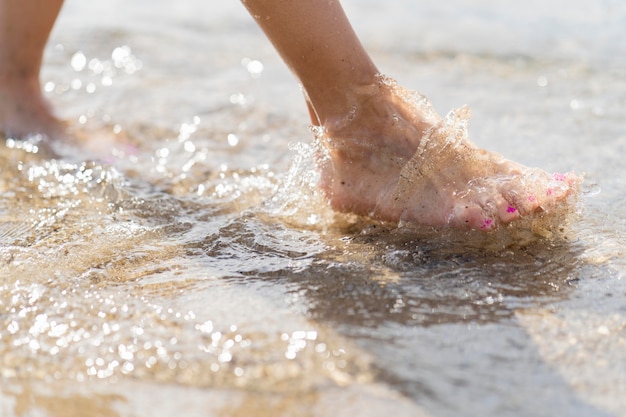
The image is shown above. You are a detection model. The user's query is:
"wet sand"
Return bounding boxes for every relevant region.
[1,1,625,416]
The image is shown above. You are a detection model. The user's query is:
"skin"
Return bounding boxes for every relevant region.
[241,0,379,126]
[0,0,65,138]
[0,0,579,231]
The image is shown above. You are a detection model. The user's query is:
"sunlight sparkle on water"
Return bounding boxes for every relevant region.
[242,57,264,78]
[227,133,239,147]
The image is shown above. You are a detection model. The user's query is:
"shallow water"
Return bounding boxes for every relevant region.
[1,1,626,416]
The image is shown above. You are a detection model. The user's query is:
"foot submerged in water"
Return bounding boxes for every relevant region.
[0,80,65,141]
[0,84,135,161]
[314,75,581,232]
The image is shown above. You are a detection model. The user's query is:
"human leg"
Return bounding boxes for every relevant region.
[0,0,65,138]
[241,0,382,126]
[241,0,579,230]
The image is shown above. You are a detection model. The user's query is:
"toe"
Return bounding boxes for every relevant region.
[547,172,578,200]
[450,203,494,230]
[496,198,520,223]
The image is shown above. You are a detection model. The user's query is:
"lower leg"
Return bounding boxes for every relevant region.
[241,0,381,126]
[0,0,65,138]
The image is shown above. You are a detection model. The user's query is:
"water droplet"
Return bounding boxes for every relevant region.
[581,182,601,198]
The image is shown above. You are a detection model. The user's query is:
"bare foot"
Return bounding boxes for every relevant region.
[0,78,65,141]
[315,75,580,231]
[0,79,131,161]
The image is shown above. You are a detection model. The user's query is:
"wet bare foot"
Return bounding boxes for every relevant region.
[0,79,65,141]
[315,75,580,231]
[0,80,133,161]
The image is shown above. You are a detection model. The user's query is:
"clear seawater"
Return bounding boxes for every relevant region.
[1,1,625,416]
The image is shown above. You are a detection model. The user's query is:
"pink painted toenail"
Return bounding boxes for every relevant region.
[553,173,566,181]
[481,218,494,229]
[528,195,536,202]
[507,206,517,213]
[547,188,553,196]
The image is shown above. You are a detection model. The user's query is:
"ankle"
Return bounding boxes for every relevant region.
[303,68,383,126]
[321,75,430,136]
[0,72,42,97]
[309,75,384,131]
